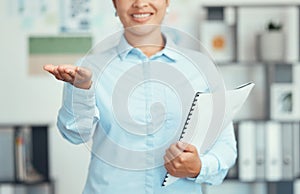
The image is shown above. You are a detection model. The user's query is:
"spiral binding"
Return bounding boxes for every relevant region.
[179,92,200,140]
[162,92,201,186]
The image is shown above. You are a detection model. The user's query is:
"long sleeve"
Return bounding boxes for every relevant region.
[57,82,100,145]
[193,122,237,185]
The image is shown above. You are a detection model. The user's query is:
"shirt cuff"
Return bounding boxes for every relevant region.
[62,82,95,111]
[192,154,219,184]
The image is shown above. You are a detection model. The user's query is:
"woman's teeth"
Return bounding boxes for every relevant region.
[133,13,151,18]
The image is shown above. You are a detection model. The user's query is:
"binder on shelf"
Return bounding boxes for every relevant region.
[15,127,44,183]
[27,183,52,194]
[162,83,254,186]
[295,179,300,194]
[15,127,26,181]
[238,121,256,181]
[294,122,300,178]
[0,125,51,193]
[0,184,14,194]
[0,127,15,182]
[281,123,294,180]
[265,121,282,181]
[14,186,26,194]
[255,122,265,180]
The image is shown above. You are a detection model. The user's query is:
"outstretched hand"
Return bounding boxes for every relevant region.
[43,64,92,90]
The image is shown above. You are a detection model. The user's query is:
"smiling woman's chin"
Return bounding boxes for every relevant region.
[125,24,161,37]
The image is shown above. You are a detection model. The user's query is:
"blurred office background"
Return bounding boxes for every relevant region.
[0,0,300,193]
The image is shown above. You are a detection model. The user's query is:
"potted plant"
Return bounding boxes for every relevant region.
[257,21,285,62]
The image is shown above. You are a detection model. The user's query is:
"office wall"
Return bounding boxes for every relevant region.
[0,0,116,194]
[2,0,299,193]
[0,0,203,194]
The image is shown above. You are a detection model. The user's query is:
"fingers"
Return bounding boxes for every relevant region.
[43,64,64,80]
[44,64,92,89]
[164,142,197,164]
[164,156,176,172]
[58,65,74,83]
[177,141,197,153]
[164,143,182,163]
[164,144,185,178]
[43,64,77,83]
[43,64,55,73]
[54,66,64,80]
[164,142,201,178]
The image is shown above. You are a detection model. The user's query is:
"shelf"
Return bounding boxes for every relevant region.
[0,125,52,191]
[0,180,53,186]
[216,61,300,66]
[0,180,55,194]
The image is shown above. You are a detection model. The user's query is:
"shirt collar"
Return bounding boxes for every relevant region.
[117,35,134,60]
[117,34,180,62]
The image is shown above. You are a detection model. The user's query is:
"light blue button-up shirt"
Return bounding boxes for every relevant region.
[57,34,237,194]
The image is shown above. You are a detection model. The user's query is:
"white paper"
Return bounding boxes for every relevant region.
[163,82,255,186]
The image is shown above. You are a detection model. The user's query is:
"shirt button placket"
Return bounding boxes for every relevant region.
[142,58,155,194]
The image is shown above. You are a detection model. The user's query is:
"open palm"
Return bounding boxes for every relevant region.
[43,64,92,89]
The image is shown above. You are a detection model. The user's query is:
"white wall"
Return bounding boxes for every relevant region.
[0,0,115,194]
[0,0,202,194]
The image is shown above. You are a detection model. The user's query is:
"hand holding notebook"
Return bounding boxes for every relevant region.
[162,83,255,186]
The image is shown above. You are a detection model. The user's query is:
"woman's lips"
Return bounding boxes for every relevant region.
[131,13,153,22]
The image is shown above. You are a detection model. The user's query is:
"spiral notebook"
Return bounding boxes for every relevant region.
[162,82,255,186]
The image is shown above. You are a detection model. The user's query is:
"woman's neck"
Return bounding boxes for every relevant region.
[124,27,165,57]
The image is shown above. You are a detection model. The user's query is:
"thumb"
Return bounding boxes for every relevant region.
[177,141,197,153]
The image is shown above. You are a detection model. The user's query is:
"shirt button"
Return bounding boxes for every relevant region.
[146,114,151,122]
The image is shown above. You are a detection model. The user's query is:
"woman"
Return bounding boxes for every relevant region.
[44,0,237,193]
